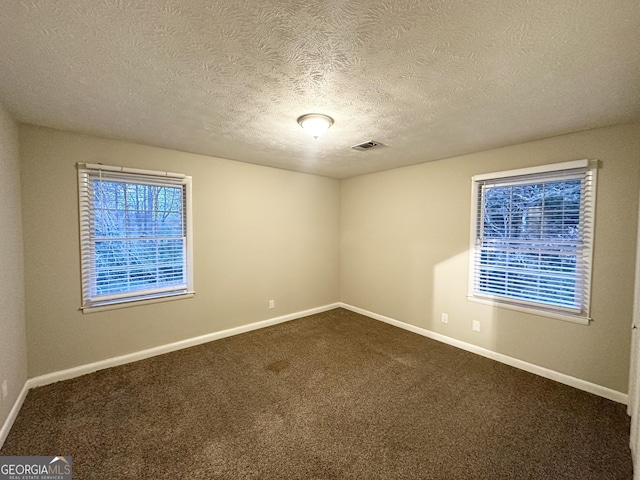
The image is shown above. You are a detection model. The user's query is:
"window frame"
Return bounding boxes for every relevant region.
[467,159,597,325]
[77,163,194,313]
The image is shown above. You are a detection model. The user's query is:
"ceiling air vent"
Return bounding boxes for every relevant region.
[351,140,381,151]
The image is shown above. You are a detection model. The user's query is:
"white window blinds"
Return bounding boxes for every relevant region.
[468,160,597,324]
[77,163,194,310]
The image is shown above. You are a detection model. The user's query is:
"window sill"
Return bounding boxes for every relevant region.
[467,295,590,325]
[81,291,195,314]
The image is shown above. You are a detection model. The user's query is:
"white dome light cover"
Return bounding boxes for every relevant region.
[297,113,334,138]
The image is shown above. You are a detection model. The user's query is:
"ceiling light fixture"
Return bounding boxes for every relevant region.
[297,113,334,139]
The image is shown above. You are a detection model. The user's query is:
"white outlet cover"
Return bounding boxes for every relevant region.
[472,320,481,332]
[441,313,448,323]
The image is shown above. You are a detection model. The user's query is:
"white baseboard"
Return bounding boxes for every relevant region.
[340,303,628,405]
[0,381,29,450]
[28,303,341,389]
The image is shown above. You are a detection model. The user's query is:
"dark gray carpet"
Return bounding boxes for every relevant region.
[1,308,632,479]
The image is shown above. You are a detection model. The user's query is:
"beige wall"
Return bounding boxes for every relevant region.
[15,122,640,392]
[341,123,640,393]
[0,105,28,427]
[20,125,340,377]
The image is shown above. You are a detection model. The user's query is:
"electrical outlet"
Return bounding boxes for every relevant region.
[441,313,449,324]
[472,320,481,332]
[269,299,275,309]
[2,380,7,400]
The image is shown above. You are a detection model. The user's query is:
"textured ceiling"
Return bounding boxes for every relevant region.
[0,0,639,178]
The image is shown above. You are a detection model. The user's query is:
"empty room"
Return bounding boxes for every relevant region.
[1,0,640,478]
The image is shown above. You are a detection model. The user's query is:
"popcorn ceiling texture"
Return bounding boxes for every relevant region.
[0,0,639,178]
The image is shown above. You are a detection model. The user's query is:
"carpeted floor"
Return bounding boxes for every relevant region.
[1,308,632,479]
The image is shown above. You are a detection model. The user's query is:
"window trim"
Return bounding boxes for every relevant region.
[467,159,597,325]
[77,163,194,313]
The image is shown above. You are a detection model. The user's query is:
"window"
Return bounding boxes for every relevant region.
[468,159,597,324]
[77,163,194,311]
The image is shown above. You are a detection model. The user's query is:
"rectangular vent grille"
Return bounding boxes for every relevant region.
[351,140,381,151]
